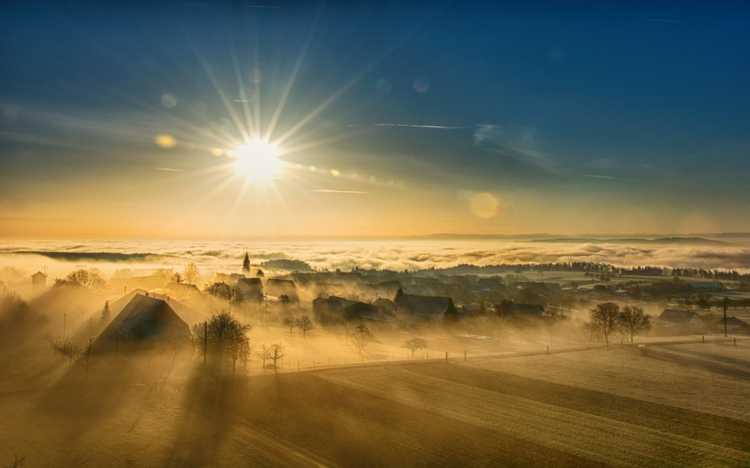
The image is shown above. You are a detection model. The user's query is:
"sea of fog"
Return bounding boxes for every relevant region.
[1,237,750,280]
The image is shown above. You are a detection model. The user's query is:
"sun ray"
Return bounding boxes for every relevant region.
[227,29,257,141]
[189,40,252,145]
[262,6,321,143]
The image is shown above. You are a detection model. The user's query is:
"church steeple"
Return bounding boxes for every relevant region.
[242,252,251,275]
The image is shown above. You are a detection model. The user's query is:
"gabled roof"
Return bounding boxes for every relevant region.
[31,271,47,279]
[659,309,700,323]
[717,316,750,327]
[117,295,172,331]
[510,303,545,316]
[397,294,452,319]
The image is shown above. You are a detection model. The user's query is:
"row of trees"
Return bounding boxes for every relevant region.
[588,302,652,347]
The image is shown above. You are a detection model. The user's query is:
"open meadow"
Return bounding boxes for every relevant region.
[1,335,749,467]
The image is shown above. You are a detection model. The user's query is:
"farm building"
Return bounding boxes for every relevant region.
[658,309,703,330]
[31,271,47,292]
[716,316,750,332]
[352,281,402,302]
[236,277,264,302]
[396,294,456,323]
[265,278,299,301]
[95,293,203,350]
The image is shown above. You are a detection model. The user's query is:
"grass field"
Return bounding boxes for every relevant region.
[1,340,749,467]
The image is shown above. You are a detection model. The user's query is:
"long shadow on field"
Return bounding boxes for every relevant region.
[402,361,750,452]
[31,354,147,446]
[172,369,607,468]
[165,369,250,467]
[642,346,750,380]
[655,346,750,370]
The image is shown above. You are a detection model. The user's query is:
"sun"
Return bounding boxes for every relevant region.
[231,139,282,181]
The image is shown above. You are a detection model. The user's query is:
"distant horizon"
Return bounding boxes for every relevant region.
[2,231,750,242]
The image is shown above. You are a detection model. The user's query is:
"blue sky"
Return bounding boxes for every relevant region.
[1,1,749,238]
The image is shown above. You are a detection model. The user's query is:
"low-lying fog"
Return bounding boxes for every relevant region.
[2,236,750,282]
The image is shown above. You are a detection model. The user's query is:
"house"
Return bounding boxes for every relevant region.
[352,280,402,302]
[658,309,703,329]
[213,273,245,285]
[95,293,203,349]
[373,297,395,313]
[236,277,264,302]
[510,303,545,317]
[494,302,545,317]
[344,301,395,325]
[396,294,455,322]
[717,316,750,332]
[315,282,349,298]
[265,278,298,302]
[31,271,47,292]
[313,296,355,323]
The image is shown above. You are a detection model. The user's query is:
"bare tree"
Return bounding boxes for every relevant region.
[256,344,271,372]
[183,262,200,285]
[296,315,314,338]
[270,343,284,371]
[204,283,245,313]
[282,316,295,334]
[60,339,80,366]
[76,338,94,378]
[619,305,651,343]
[401,337,428,357]
[352,324,373,355]
[65,268,106,291]
[227,331,250,374]
[589,302,620,348]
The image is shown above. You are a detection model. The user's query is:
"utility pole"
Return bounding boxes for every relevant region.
[723,296,729,338]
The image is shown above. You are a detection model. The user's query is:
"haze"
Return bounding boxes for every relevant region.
[2,1,750,467]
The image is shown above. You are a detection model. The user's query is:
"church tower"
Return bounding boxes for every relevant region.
[242,253,251,275]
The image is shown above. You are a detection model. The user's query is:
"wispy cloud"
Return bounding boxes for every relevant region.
[581,174,634,181]
[473,124,559,174]
[309,189,367,194]
[347,123,467,130]
[153,167,187,172]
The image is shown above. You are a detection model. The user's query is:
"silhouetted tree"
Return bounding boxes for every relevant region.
[204,283,244,313]
[76,338,94,378]
[401,337,428,356]
[296,315,314,338]
[589,302,620,348]
[442,300,460,325]
[65,268,106,291]
[619,305,651,343]
[227,331,251,374]
[282,316,295,334]
[183,262,200,285]
[256,344,271,371]
[192,312,251,370]
[352,324,373,355]
[270,343,284,371]
[99,300,111,324]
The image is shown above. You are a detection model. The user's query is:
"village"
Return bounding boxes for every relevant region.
[3,252,749,375]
